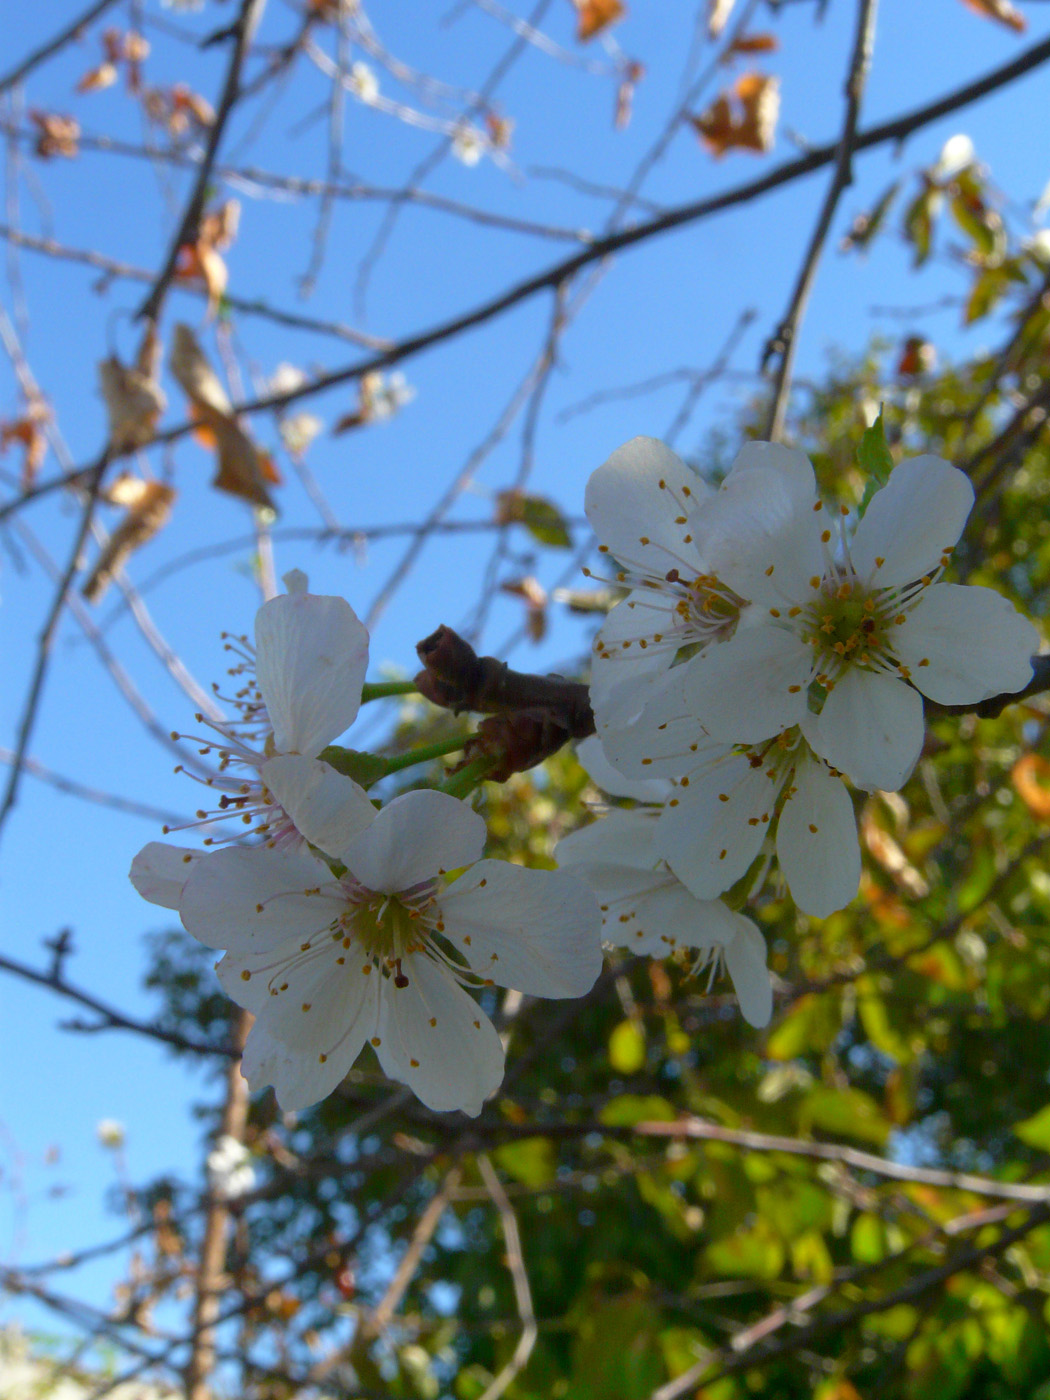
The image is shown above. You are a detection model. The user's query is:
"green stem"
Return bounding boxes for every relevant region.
[380,734,467,776]
[360,679,419,703]
[439,754,498,799]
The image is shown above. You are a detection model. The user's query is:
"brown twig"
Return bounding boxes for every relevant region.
[476,1155,537,1400]
[0,0,123,96]
[763,0,879,442]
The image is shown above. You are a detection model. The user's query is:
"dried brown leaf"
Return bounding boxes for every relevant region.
[82,480,176,603]
[575,0,625,42]
[76,61,118,94]
[1,398,50,490]
[692,71,779,157]
[958,0,1026,31]
[170,325,278,512]
[725,32,778,56]
[99,327,166,452]
[30,111,79,159]
[175,241,228,318]
[708,0,736,37]
[615,60,645,129]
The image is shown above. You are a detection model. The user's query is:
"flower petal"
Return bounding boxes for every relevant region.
[803,666,924,791]
[851,456,973,586]
[724,441,816,503]
[585,437,712,576]
[440,862,603,997]
[180,845,340,952]
[261,754,376,859]
[341,789,485,893]
[656,754,777,899]
[130,842,203,909]
[374,954,504,1115]
[556,807,660,873]
[775,755,860,917]
[894,583,1037,705]
[677,625,811,743]
[574,736,671,803]
[723,915,773,1027]
[589,589,679,731]
[596,667,724,779]
[255,587,369,756]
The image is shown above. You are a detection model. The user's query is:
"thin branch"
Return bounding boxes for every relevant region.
[136,0,267,324]
[763,0,879,441]
[0,0,122,96]
[0,947,237,1058]
[476,1155,537,1400]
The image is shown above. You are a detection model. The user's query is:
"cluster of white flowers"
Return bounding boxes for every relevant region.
[130,435,1039,1109]
[132,573,603,1117]
[573,435,1037,976]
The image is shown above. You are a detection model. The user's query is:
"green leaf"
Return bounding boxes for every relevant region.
[800,1085,890,1147]
[608,1019,647,1074]
[495,490,572,547]
[857,410,893,516]
[318,745,391,790]
[851,1213,887,1264]
[599,1094,677,1127]
[493,1136,556,1188]
[1013,1102,1050,1149]
[705,1222,785,1280]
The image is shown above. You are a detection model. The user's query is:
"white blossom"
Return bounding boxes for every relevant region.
[166,783,603,1116]
[96,1119,126,1149]
[348,61,379,104]
[584,437,818,735]
[206,1135,256,1200]
[168,571,374,850]
[452,125,486,166]
[642,453,1037,793]
[557,806,773,1027]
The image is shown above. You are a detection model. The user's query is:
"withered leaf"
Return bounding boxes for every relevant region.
[575,0,625,43]
[1,397,50,490]
[708,0,736,37]
[958,0,1025,31]
[501,575,548,643]
[30,111,79,159]
[98,325,166,452]
[692,71,779,158]
[170,324,279,512]
[82,480,176,603]
[725,32,778,57]
[76,62,119,94]
[615,60,645,129]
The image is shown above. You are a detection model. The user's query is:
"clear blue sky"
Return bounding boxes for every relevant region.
[2,0,1048,1341]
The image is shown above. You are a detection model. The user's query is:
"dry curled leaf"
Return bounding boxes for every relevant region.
[725,32,778,57]
[958,0,1025,31]
[1012,754,1050,820]
[501,575,549,643]
[175,199,239,316]
[170,324,279,512]
[692,71,779,157]
[82,480,176,604]
[1,396,51,490]
[98,325,167,452]
[30,111,79,159]
[574,0,625,42]
[76,61,118,94]
[615,59,645,129]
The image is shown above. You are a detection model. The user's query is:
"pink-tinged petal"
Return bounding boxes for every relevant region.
[851,456,973,586]
[130,842,203,909]
[255,588,369,756]
[590,590,678,731]
[585,437,712,575]
[261,754,376,860]
[374,955,504,1116]
[894,583,1037,705]
[656,755,778,899]
[723,915,773,1028]
[677,625,811,743]
[342,789,485,893]
[440,862,602,998]
[574,736,672,803]
[180,845,341,953]
[776,756,860,917]
[804,666,924,792]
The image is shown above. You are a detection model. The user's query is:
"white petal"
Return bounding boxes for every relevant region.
[803,666,924,791]
[723,915,774,1027]
[342,789,485,893]
[589,590,678,731]
[851,456,973,586]
[261,754,376,859]
[596,667,723,779]
[130,842,203,909]
[894,583,1037,705]
[180,845,341,952]
[574,735,671,803]
[776,755,860,917]
[218,940,378,1054]
[255,589,369,756]
[724,441,816,503]
[374,955,504,1115]
[609,877,750,959]
[656,754,778,899]
[440,862,603,997]
[556,808,660,873]
[585,437,712,576]
[677,626,811,743]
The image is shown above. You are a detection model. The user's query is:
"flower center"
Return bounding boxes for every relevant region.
[671,570,745,646]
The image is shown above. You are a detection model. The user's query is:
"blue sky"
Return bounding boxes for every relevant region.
[2,0,1049,1346]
